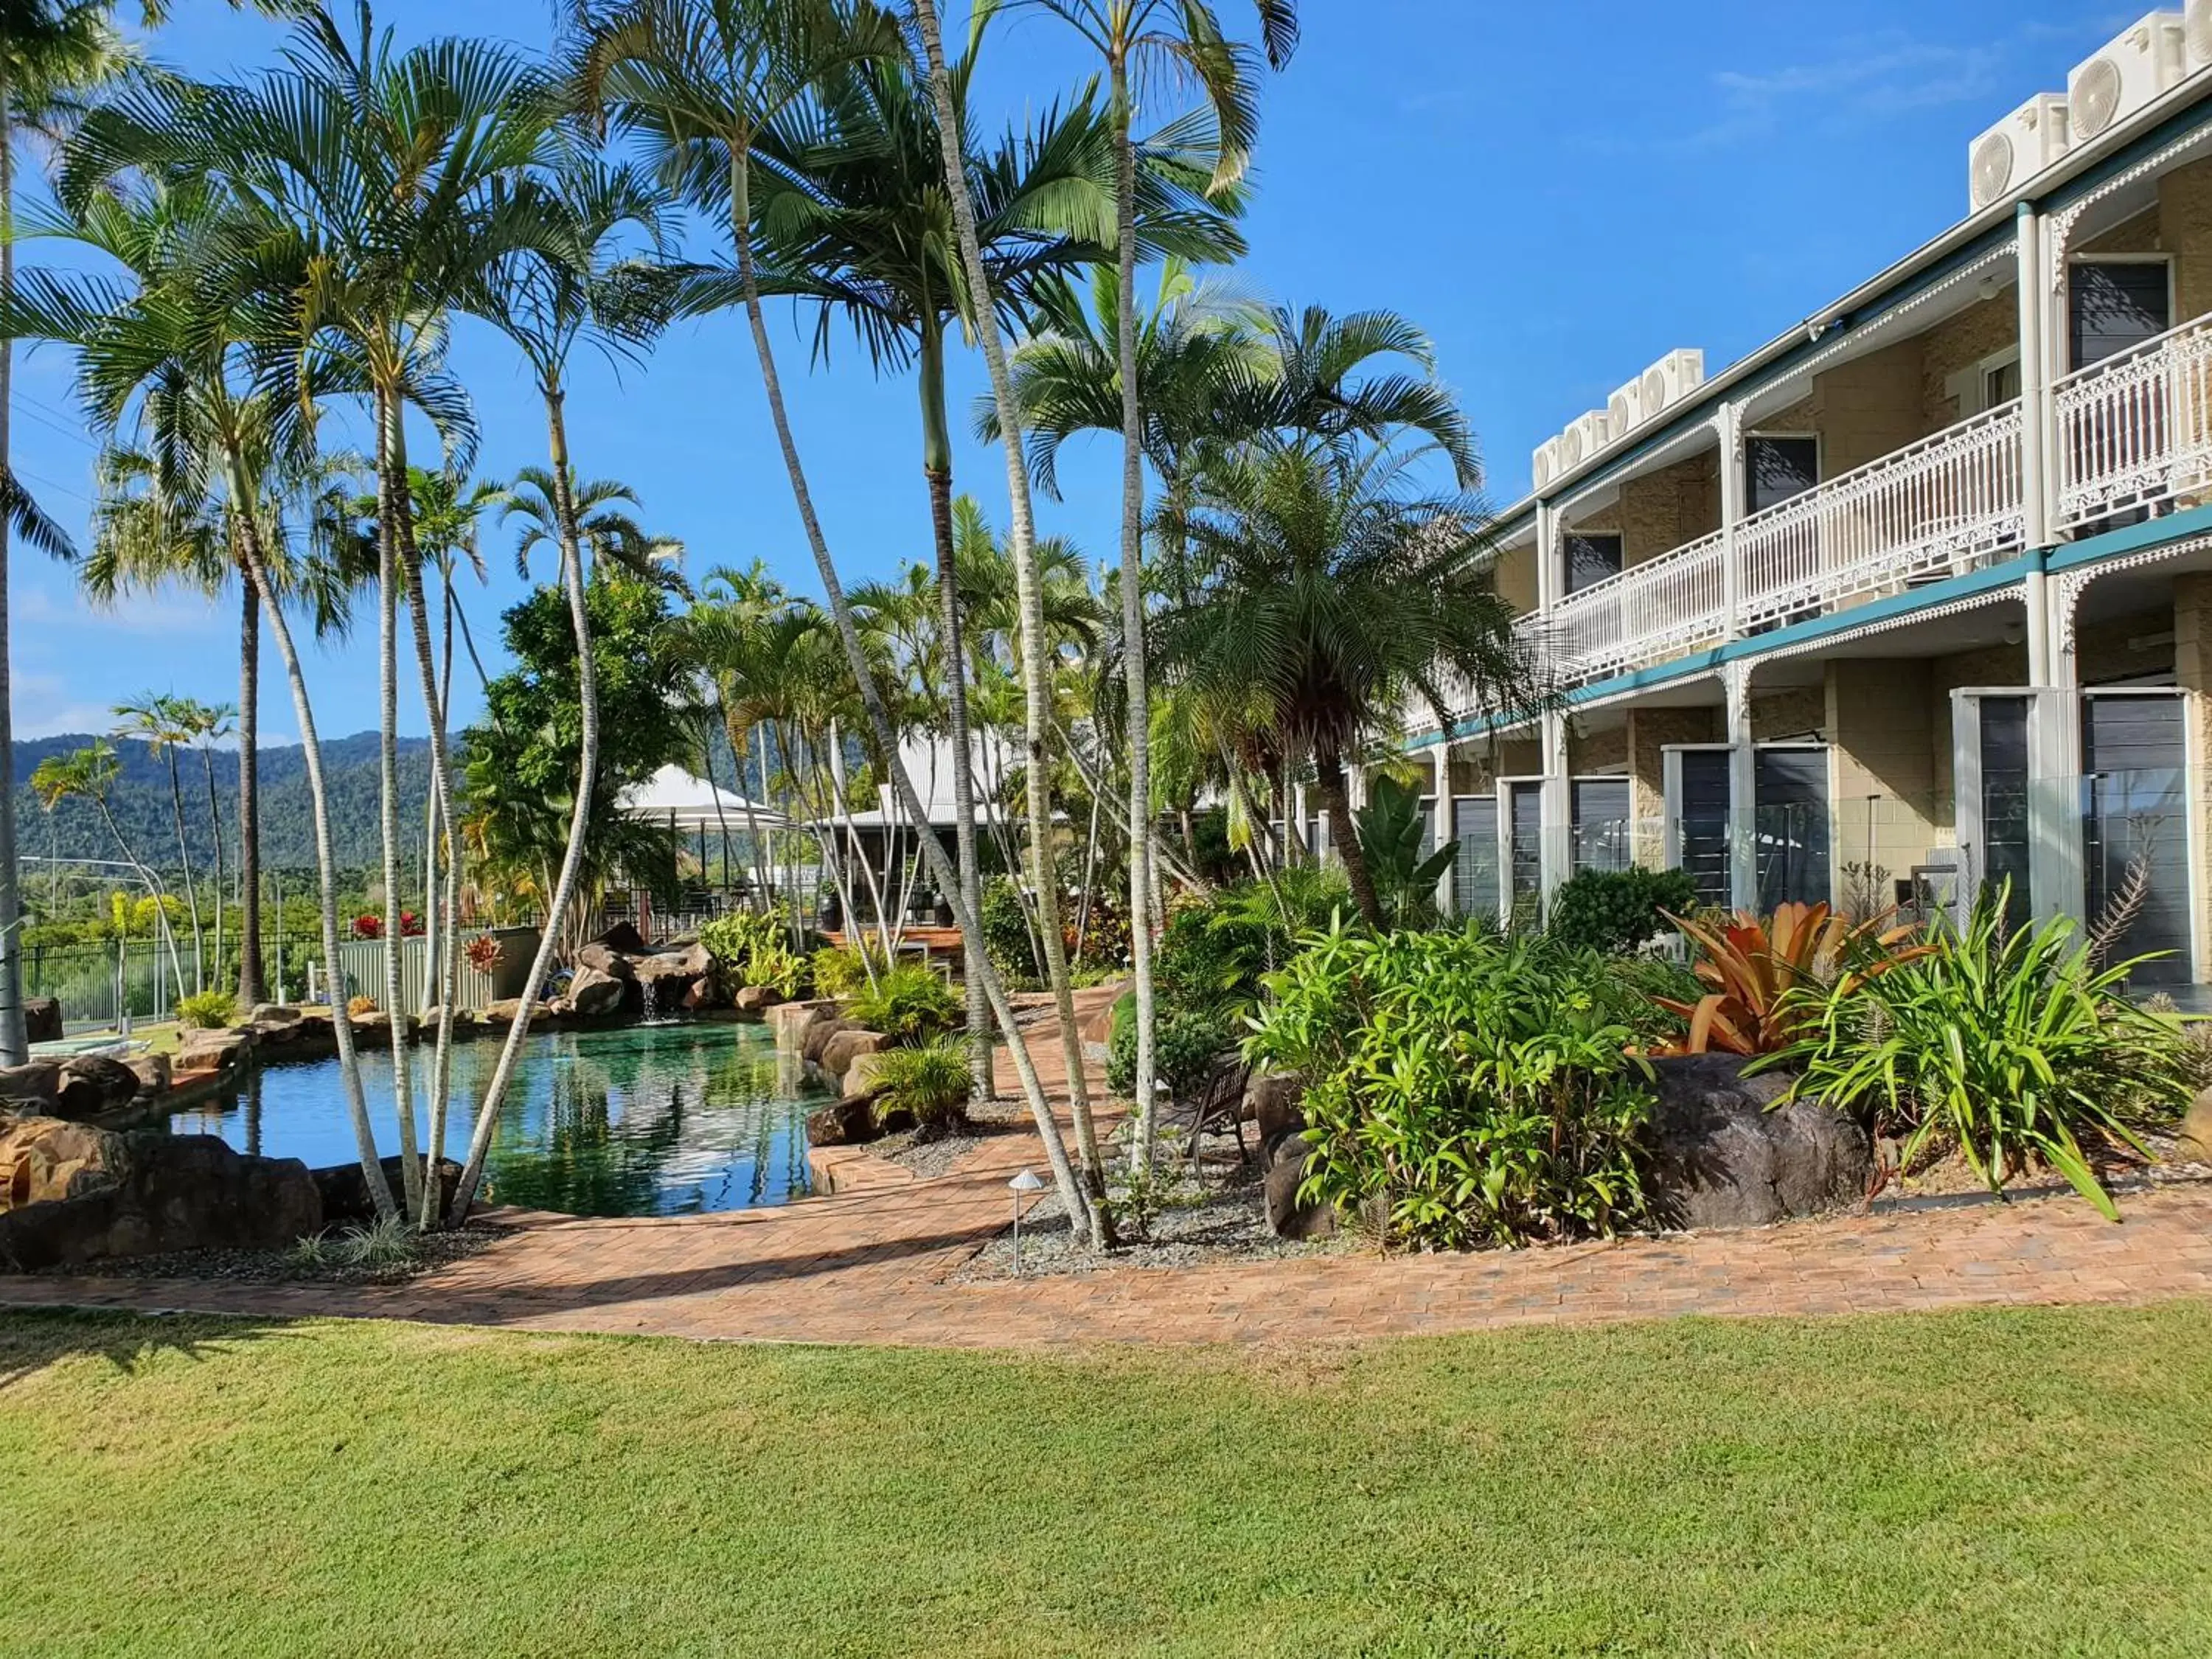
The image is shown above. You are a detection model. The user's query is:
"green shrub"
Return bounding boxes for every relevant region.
[698,910,810,995]
[868,1038,971,1135]
[979,876,1040,987]
[1775,891,2193,1218]
[810,939,890,1001]
[1106,1004,1237,1099]
[846,963,959,1045]
[1545,866,1701,957]
[1247,923,1660,1250]
[174,989,239,1030]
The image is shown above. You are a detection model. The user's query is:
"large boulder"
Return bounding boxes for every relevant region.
[633,946,709,990]
[481,998,555,1031]
[821,1028,888,1082]
[574,941,638,980]
[174,1029,254,1082]
[124,1052,171,1099]
[0,1060,63,1113]
[1261,1133,1336,1241]
[55,1054,147,1119]
[733,985,785,1015]
[1247,1071,1306,1141]
[591,920,651,958]
[805,1093,880,1147]
[0,1119,321,1268]
[566,965,630,1020]
[1646,1054,1872,1230]
[313,1155,464,1226]
[1,1115,124,1208]
[770,998,838,1047]
[21,998,61,1045]
[801,1014,849,1069]
[2175,1087,2212,1164]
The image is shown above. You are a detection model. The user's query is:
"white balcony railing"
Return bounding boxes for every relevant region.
[1413,310,2212,737]
[1736,399,2025,631]
[1520,527,1728,685]
[2053,311,2212,528]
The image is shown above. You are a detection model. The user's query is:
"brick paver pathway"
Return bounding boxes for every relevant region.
[5,1001,2211,1347]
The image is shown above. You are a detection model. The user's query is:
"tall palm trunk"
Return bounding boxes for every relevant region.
[201,743,223,1006]
[911,0,1110,1242]
[234,572,265,1005]
[0,91,25,1067]
[723,142,1093,1245]
[371,396,423,1219]
[383,404,462,1224]
[161,750,202,993]
[454,387,599,1224]
[919,322,992,1103]
[1313,750,1382,927]
[1110,55,1161,1172]
[227,451,393,1219]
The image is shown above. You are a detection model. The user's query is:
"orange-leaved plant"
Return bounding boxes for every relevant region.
[1650,901,1928,1057]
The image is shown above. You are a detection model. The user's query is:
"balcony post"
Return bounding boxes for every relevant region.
[1540,712,1571,909]
[1725,662,1759,911]
[2015,202,2053,563]
[1432,743,1455,918]
[1717,400,1745,640]
[1534,498,1559,614]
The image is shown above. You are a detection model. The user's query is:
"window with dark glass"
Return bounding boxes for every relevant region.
[1565,532,1623,595]
[1745,437,1819,515]
[2069,261,2170,369]
[1571,779,1632,873]
[1453,797,1500,918]
[1983,358,2023,408]
[1674,749,1733,910]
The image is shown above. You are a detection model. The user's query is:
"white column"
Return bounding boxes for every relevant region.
[1534,498,1559,614]
[1432,744,1455,917]
[1292,779,1309,863]
[1539,712,1571,906]
[1717,400,1746,640]
[2015,203,2053,562]
[1725,663,1759,911]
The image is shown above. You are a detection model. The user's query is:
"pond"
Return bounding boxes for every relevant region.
[166,1023,830,1218]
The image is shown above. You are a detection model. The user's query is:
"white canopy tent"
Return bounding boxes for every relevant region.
[617,765,787,830]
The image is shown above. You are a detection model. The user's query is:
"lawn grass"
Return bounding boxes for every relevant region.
[4,1302,2211,1656]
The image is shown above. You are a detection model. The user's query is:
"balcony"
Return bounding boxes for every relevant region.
[1436,308,2212,724]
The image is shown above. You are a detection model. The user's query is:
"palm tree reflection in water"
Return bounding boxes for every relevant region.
[476,1029,822,1217]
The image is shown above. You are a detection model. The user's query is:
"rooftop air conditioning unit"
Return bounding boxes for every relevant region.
[1559,411,1611,470]
[2188,0,2212,71]
[1638,349,1705,418]
[1968,94,2073,211]
[1607,378,1645,434]
[1531,437,1561,491]
[2067,13,2186,144]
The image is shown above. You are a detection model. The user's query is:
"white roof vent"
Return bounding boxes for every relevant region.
[2190,0,2212,69]
[1638,349,1705,419]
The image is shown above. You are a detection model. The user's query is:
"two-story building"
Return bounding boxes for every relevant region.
[1407,7,2212,991]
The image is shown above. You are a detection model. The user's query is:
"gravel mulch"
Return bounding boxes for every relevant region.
[948,1131,1350,1282]
[868,1098,1037,1181]
[11,1220,511,1287]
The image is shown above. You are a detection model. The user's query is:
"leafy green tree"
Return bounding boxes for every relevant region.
[111,692,203,989]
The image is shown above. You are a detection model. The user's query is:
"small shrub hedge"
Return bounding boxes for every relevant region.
[1247,924,1664,1250]
[1106,1004,1237,1099]
[1545,866,1700,956]
[869,1038,970,1135]
[698,910,810,997]
[175,989,238,1029]
[810,939,890,1001]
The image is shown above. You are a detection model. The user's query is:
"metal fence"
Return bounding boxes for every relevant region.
[24,940,188,1033]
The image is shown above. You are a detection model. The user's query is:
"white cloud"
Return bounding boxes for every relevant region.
[16,583,221,639]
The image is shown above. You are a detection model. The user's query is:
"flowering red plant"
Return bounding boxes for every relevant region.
[400,911,425,937]
[350,914,383,940]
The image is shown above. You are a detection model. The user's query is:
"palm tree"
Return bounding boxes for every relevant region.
[1012,0,1295,1172]
[82,434,364,1010]
[7,168,398,1217]
[111,691,202,992]
[907,0,1113,1232]
[502,466,684,583]
[176,698,234,998]
[580,0,1097,1245]
[745,31,1234,1102]
[1155,438,1551,927]
[447,155,676,1227]
[0,0,139,1062]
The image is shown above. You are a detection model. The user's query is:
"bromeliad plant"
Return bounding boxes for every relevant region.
[1775,891,2194,1220]
[1248,924,1662,1250]
[1653,902,1926,1056]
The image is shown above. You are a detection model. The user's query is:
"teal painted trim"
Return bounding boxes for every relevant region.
[2044,501,2212,573]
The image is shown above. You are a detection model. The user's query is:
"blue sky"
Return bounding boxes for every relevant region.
[7,0,2130,743]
